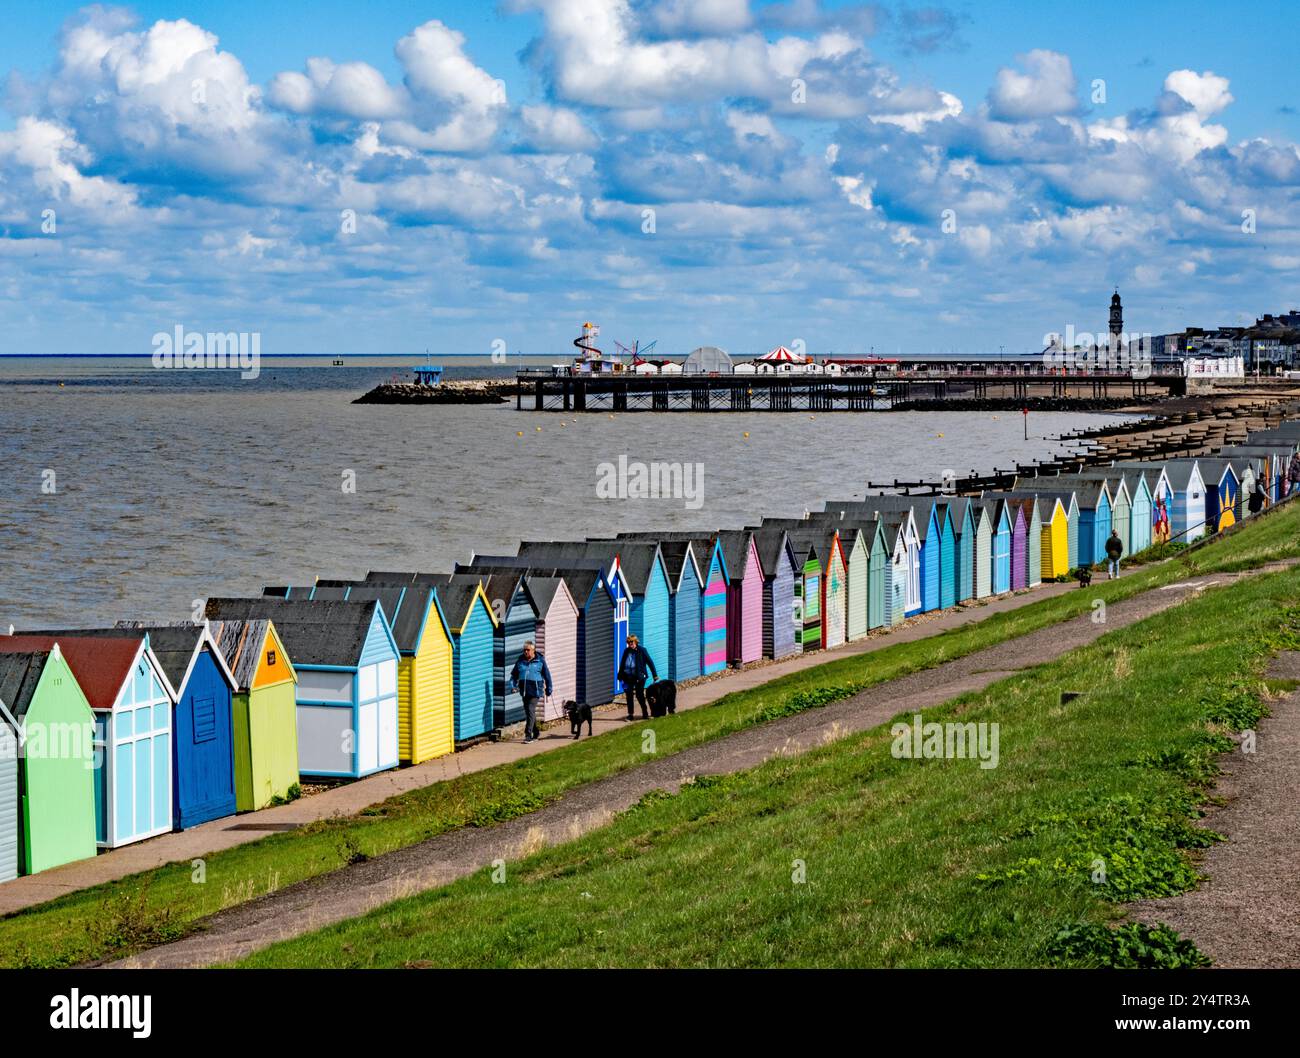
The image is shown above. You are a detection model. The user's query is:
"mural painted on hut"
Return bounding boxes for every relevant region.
[891,713,1000,770]
[595,455,705,510]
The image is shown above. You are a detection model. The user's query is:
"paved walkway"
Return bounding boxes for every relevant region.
[111,570,1242,967]
[0,576,1083,917]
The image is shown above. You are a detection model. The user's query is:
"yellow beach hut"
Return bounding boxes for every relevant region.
[1039,496,1070,578]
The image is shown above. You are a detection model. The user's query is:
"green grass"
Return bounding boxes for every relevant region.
[2,502,1297,968]
[237,564,1300,968]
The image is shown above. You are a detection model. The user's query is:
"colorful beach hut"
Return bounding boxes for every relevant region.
[514,543,632,692]
[1038,496,1070,578]
[821,500,922,618]
[947,498,977,603]
[204,598,401,777]
[1,632,174,849]
[979,499,1013,593]
[755,523,822,649]
[1019,486,1080,568]
[207,619,300,811]
[0,645,97,876]
[1187,459,1240,533]
[480,573,539,728]
[111,624,238,830]
[1114,463,1172,543]
[600,540,673,677]
[1041,477,1112,566]
[807,514,883,640]
[751,529,800,659]
[1118,462,1206,544]
[424,576,499,740]
[524,576,579,720]
[1218,446,1294,502]
[472,558,621,705]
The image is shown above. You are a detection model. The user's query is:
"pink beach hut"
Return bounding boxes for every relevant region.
[717,529,764,666]
[526,576,579,721]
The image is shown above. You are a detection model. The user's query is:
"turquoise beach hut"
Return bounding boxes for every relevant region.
[947,498,977,602]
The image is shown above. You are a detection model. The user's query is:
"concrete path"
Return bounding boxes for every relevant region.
[1130,651,1300,967]
[110,570,1243,968]
[0,574,1088,917]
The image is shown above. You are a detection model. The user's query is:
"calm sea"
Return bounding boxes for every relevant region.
[0,356,1137,628]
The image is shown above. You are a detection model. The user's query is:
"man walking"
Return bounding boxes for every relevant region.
[507,640,552,744]
[618,634,658,721]
[1104,528,1124,579]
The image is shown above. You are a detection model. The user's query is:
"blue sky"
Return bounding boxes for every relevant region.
[1,1,1297,357]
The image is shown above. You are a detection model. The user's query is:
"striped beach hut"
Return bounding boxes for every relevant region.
[523,576,579,720]
[480,573,539,728]
[469,559,618,706]
[651,543,704,681]
[205,598,401,776]
[108,624,239,830]
[0,645,97,876]
[620,534,729,674]
[806,515,872,641]
[649,530,764,665]
[207,619,300,811]
[1,632,174,848]
[751,529,800,659]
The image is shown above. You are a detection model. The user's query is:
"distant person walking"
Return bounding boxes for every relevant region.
[1105,529,1124,579]
[619,634,658,721]
[1248,482,1265,515]
[1289,452,1300,497]
[507,641,552,744]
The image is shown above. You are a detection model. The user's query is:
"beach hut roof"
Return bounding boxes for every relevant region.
[571,539,663,593]
[202,598,388,667]
[0,634,150,710]
[207,618,294,691]
[468,558,608,608]
[104,623,236,694]
[0,650,50,724]
[644,540,703,589]
[750,528,796,579]
[1118,461,1202,491]
[519,575,570,616]
[615,532,731,583]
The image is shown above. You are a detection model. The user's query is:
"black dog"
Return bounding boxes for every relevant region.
[565,699,593,739]
[1077,566,1092,589]
[645,680,677,718]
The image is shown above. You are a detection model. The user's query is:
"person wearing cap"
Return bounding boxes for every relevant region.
[618,634,658,721]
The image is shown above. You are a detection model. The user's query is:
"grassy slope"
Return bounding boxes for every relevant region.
[2,504,1297,968]
[239,561,1300,968]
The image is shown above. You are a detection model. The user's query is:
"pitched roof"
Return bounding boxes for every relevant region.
[207,618,282,691]
[1117,461,1202,491]
[0,650,50,724]
[588,539,666,592]
[520,575,571,617]
[0,634,145,710]
[107,624,235,694]
[821,497,932,540]
[468,557,607,608]
[202,598,382,667]
[750,528,796,579]
[614,532,728,582]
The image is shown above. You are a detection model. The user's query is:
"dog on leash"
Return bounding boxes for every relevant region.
[565,699,593,739]
[645,679,678,718]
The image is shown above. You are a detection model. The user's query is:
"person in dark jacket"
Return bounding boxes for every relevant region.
[1104,529,1123,579]
[1248,483,1265,515]
[618,634,658,721]
[1289,453,1300,497]
[506,641,552,743]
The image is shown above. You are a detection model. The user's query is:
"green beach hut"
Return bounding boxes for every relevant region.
[0,645,97,876]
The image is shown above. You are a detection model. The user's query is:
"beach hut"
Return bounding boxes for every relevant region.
[1063,472,1131,557]
[980,499,1013,593]
[600,539,673,676]
[1035,496,1070,579]
[479,573,539,728]
[821,499,924,617]
[471,558,621,705]
[984,493,1046,587]
[0,695,13,882]
[880,513,920,622]
[1022,498,1044,587]
[0,646,97,876]
[1039,477,1111,566]
[776,528,825,649]
[203,598,401,777]
[1220,456,1262,515]
[291,578,455,765]
[110,624,238,830]
[1114,463,1172,543]
[426,576,499,740]
[751,529,801,659]
[806,516,871,642]
[1019,486,1080,568]
[207,619,300,811]
[614,535,726,674]
[1188,459,1240,533]
[1118,462,1206,544]
[1123,472,1154,552]
[716,530,765,665]
[972,502,993,597]
[855,499,942,612]
[523,577,579,720]
[1008,501,1028,590]
[513,543,632,691]
[947,498,977,602]
[1,632,173,849]
[642,530,763,665]
[1218,445,1296,502]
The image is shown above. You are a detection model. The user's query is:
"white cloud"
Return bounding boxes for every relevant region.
[988,49,1077,121]
[520,105,598,151]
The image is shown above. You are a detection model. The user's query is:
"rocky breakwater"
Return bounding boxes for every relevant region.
[353,378,515,405]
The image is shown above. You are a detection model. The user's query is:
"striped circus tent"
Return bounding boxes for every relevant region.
[757,345,806,362]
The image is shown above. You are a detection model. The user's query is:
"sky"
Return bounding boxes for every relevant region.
[0,0,1297,357]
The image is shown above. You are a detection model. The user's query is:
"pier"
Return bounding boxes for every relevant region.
[514,368,1184,412]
